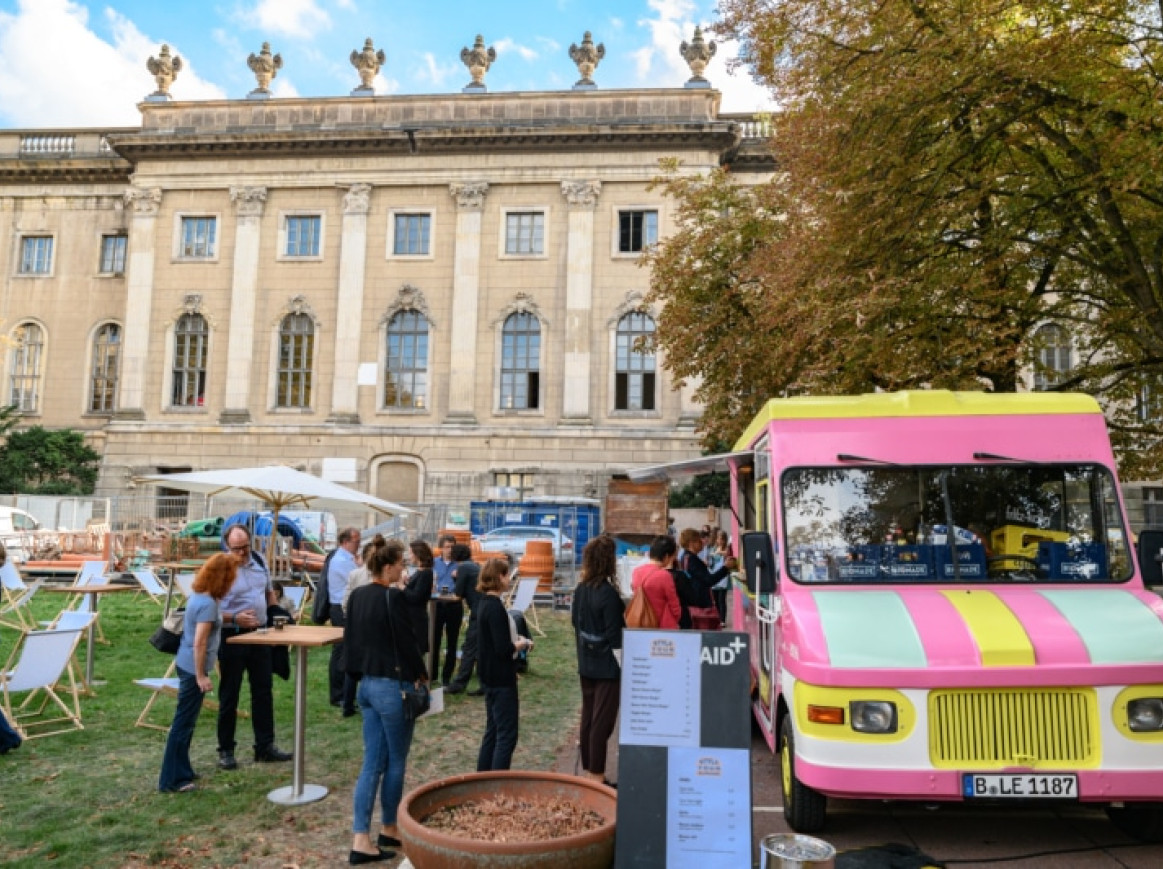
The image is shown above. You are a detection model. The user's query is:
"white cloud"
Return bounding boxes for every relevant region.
[271,77,300,99]
[241,0,332,40]
[0,0,224,128]
[494,38,538,63]
[373,72,399,96]
[414,52,459,88]
[609,17,624,31]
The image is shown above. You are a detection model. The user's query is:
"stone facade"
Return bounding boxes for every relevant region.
[0,89,773,508]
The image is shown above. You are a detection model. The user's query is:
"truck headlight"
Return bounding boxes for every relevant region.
[1128,698,1163,732]
[850,701,898,734]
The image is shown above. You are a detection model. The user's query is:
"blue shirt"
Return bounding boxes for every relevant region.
[218,553,270,621]
[327,547,357,605]
[434,557,456,596]
[177,592,221,675]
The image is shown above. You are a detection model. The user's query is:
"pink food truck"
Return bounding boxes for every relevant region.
[636,390,1163,839]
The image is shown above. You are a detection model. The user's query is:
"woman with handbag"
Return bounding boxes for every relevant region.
[476,558,533,772]
[158,553,239,793]
[571,535,624,786]
[344,538,427,865]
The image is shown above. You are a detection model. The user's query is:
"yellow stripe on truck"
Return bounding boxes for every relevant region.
[941,590,1035,667]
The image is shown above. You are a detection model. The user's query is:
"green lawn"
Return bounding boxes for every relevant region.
[1,588,581,868]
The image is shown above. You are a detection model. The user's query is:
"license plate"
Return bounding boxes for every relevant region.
[962,773,1077,799]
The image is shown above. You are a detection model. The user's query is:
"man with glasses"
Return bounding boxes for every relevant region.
[215,524,292,770]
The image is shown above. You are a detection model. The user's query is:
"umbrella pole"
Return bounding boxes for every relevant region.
[267,506,280,577]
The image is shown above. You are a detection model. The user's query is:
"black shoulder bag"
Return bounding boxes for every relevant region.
[385,587,431,720]
[311,549,337,625]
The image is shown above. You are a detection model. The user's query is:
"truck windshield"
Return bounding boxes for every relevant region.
[781,463,1132,584]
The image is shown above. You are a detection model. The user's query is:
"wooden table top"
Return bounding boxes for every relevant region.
[227,625,343,647]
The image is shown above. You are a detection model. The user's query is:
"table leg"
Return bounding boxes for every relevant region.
[85,591,98,687]
[268,644,327,805]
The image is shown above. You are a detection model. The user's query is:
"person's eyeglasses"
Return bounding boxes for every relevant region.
[227,544,250,554]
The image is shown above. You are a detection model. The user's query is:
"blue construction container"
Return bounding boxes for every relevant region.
[469,498,600,565]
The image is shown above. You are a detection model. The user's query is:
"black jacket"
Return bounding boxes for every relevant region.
[344,584,426,682]
[477,595,518,689]
[571,581,624,681]
[679,551,730,609]
[401,567,434,653]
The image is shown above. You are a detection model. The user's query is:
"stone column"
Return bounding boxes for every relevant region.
[446,182,489,424]
[220,186,267,424]
[328,183,372,424]
[560,179,601,424]
[115,186,162,420]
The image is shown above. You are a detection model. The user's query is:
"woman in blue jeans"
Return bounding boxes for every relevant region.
[344,538,427,865]
[158,553,238,793]
[476,558,533,771]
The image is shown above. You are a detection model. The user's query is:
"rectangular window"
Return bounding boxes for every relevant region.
[285,216,321,257]
[1147,488,1163,527]
[505,212,544,255]
[393,214,431,255]
[19,236,53,274]
[618,210,658,253]
[615,371,657,411]
[493,472,535,500]
[179,217,217,259]
[99,234,127,274]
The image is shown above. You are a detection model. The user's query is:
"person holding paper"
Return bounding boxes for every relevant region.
[571,535,624,786]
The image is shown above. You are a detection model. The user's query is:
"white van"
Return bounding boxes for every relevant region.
[0,506,41,563]
[277,510,338,549]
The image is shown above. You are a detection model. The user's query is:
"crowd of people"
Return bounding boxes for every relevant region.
[139,519,735,864]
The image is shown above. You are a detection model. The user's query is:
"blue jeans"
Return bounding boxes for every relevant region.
[352,676,415,834]
[477,684,519,771]
[158,666,204,791]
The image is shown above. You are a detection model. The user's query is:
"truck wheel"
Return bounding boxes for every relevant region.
[1106,803,1163,842]
[779,715,827,833]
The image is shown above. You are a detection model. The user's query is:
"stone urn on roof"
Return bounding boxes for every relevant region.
[350,38,385,96]
[246,42,283,99]
[680,25,716,88]
[460,34,496,93]
[145,44,182,101]
[569,31,605,90]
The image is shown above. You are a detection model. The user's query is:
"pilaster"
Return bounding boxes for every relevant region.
[115,186,162,420]
[328,183,372,424]
[446,181,489,424]
[560,179,601,424]
[220,186,267,424]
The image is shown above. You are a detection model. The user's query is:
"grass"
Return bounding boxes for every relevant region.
[1,589,582,868]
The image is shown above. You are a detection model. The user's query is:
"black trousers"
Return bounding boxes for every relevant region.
[431,600,464,683]
[448,617,479,689]
[328,603,352,705]
[579,676,620,777]
[217,640,275,753]
[477,684,519,771]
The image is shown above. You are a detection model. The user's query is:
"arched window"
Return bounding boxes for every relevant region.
[276,313,314,408]
[384,310,429,409]
[615,311,656,411]
[171,313,208,407]
[500,312,540,410]
[89,323,121,413]
[9,322,43,412]
[1033,324,1073,391]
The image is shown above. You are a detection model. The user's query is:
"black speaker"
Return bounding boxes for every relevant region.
[1138,529,1163,589]
[741,531,776,595]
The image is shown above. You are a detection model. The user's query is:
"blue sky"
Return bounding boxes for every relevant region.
[0,0,773,129]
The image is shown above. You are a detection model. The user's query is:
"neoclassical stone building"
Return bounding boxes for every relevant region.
[0,57,772,506]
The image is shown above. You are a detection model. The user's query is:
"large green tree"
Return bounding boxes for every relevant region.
[0,427,100,495]
[647,0,1163,474]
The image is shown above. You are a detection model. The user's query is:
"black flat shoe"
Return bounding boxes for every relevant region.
[349,849,392,864]
[377,834,402,848]
[255,746,293,763]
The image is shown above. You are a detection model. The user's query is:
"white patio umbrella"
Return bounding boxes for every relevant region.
[136,464,416,567]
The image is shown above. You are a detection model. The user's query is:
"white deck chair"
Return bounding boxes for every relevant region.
[507,577,544,637]
[65,561,110,644]
[0,627,86,739]
[0,561,40,632]
[131,570,167,605]
[173,572,195,600]
[42,610,98,693]
[134,659,223,732]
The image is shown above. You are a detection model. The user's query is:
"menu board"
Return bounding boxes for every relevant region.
[616,630,752,868]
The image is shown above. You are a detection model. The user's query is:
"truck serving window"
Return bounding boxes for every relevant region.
[781,464,1131,584]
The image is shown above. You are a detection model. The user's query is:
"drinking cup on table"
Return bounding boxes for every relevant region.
[273,615,289,630]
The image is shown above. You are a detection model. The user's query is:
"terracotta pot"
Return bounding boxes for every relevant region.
[398,771,616,869]
[526,540,554,557]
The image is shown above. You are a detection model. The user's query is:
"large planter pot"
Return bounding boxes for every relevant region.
[398,771,617,869]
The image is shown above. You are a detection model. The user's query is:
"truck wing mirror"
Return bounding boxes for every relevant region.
[742,531,777,595]
[1138,529,1163,589]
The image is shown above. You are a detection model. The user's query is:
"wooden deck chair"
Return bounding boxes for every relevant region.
[281,585,306,620]
[133,660,222,733]
[42,609,98,697]
[0,627,86,740]
[131,570,167,606]
[507,577,544,637]
[173,572,195,600]
[0,561,40,632]
[64,564,110,645]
